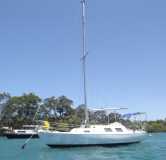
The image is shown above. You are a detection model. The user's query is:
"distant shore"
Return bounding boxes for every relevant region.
[1,92,166,135]
[1,120,166,136]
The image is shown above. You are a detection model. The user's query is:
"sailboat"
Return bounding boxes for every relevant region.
[38,0,147,147]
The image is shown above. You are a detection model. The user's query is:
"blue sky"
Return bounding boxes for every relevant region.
[0,0,166,120]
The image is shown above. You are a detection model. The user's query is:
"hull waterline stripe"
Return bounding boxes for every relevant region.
[47,141,140,148]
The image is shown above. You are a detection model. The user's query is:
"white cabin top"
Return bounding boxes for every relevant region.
[69,122,143,134]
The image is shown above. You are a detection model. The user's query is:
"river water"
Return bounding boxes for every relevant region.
[0,133,166,160]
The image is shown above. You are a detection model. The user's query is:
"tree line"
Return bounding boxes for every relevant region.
[0,92,166,133]
[0,92,80,129]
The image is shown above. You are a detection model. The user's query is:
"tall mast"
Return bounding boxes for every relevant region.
[81,0,89,125]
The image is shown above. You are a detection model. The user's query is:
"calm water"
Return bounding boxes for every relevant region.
[0,133,166,160]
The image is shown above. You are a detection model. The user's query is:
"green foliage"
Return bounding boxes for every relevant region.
[0,92,11,119]
[0,93,41,127]
[146,120,166,132]
[0,93,77,129]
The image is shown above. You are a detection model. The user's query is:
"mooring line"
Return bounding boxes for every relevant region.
[21,105,41,149]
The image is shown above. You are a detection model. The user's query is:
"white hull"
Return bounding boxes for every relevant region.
[39,130,147,147]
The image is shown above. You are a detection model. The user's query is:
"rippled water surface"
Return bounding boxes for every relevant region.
[0,133,166,160]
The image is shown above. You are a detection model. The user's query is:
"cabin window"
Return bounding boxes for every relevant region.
[84,130,90,133]
[18,131,26,133]
[104,128,112,132]
[115,128,123,132]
